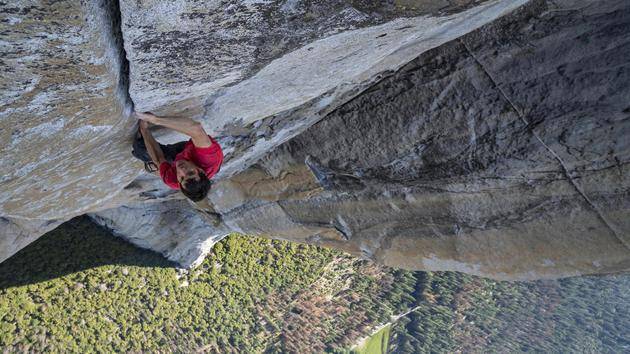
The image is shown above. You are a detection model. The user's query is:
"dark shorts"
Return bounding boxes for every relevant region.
[132,134,187,164]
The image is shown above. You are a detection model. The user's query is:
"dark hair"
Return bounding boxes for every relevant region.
[180,172,211,202]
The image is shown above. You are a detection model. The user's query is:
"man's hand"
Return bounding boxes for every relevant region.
[135,111,157,123]
[134,111,212,148]
[139,119,150,133]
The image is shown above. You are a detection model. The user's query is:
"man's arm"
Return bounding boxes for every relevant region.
[139,120,167,166]
[136,112,213,148]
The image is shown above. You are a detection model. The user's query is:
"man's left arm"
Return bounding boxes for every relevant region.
[139,120,167,166]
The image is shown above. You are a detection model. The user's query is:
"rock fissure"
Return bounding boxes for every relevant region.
[2,0,629,280]
[95,0,134,111]
[460,36,630,252]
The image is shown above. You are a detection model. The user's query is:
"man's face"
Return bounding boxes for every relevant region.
[175,160,203,186]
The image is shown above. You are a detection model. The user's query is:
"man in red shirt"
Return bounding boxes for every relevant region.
[132,112,223,202]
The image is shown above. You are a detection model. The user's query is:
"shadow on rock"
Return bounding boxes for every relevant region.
[0,216,175,290]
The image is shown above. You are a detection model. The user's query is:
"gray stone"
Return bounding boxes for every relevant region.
[0,0,144,260]
[0,0,530,268]
[120,0,529,179]
[0,0,140,222]
[212,0,630,280]
[0,217,65,263]
[1,0,629,280]
[89,199,229,268]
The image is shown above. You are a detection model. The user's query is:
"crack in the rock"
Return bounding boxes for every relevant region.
[460,38,630,251]
[94,0,134,112]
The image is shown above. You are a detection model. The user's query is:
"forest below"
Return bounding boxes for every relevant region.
[0,217,628,352]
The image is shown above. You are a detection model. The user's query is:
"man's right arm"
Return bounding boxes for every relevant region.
[136,112,213,148]
[139,121,167,166]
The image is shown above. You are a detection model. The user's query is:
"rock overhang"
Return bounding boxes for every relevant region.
[121,0,530,179]
[2,0,533,258]
[2,0,629,280]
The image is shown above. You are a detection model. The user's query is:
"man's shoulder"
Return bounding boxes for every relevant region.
[191,136,221,153]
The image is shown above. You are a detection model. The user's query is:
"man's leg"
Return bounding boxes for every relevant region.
[131,132,153,163]
[132,130,180,172]
[132,127,188,170]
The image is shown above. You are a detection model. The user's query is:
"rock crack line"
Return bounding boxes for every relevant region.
[460,38,630,251]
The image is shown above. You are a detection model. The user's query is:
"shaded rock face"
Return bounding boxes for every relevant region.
[212,0,630,280]
[2,0,629,280]
[0,0,529,265]
[121,0,528,180]
[0,217,64,263]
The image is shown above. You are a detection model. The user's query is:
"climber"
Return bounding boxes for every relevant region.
[132,112,223,202]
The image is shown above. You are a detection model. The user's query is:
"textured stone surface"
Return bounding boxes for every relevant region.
[121,0,503,114]
[0,0,139,221]
[1,0,629,280]
[121,0,529,179]
[89,200,228,268]
[210,0,630,280]
[0,217,65,263]
[0,0,529,266]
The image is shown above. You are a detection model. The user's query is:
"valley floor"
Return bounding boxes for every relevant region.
[0,217,628,352]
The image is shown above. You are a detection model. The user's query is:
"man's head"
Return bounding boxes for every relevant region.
[175,159,211,202]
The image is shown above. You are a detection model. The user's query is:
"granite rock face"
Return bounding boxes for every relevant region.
[0,0,140,222]
[0,0,148,263]
[89,200,227,268]
[120,0,529,178]
[0,217,65,263]
[1,0,529,265]
[209,0,630,280]
[121,0,511,115]
[2,0,629,280]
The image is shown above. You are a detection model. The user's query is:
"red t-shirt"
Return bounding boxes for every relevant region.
[159,136,223,190]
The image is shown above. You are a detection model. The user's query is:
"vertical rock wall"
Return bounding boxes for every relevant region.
[84,0,532,267]
[89,200,227,268]
[209,0,630,280]
[2,0,628,280]
[0,217,64,263]
[0,0,142,261]
[0,0,139,221]
[120,0,529,179]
